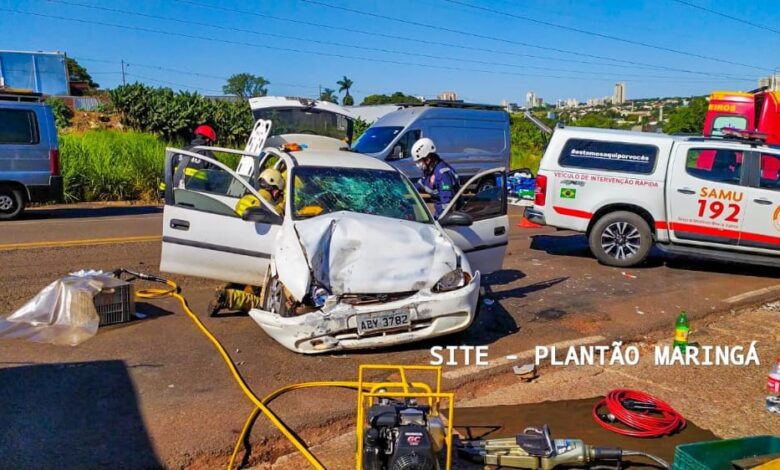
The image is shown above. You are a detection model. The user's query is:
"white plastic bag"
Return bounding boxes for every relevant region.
[0,270,114,346]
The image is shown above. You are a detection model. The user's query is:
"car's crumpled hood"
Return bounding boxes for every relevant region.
[285,212,460,296]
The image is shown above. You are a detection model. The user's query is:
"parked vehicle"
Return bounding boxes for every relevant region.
[704,89,780,144]
[528,126,780,268]
[352,101,510,182]
[0,89,62,219]
[159,143,508,353]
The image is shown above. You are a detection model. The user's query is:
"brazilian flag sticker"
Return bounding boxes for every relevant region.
[560,188,577,199]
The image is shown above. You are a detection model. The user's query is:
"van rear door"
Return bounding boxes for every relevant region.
[0,104,51,188]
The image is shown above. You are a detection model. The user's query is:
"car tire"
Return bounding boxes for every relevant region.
[263,276,292,317]
[0,186,24,220]
[588,211,652,268]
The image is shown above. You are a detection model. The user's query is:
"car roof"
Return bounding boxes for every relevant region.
[373,105,508,127]
[249,96,354,119]
[555,126,777,150]
[288,149,396,171]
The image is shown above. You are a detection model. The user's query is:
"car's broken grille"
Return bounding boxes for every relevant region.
[339,291,417,305]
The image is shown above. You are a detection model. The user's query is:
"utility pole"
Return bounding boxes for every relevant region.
[121,60,127,85]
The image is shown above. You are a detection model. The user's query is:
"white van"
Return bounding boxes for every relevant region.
[352,102,510,182]
[528,126,780,268]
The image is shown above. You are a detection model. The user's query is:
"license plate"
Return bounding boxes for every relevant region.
[357,310,411,335]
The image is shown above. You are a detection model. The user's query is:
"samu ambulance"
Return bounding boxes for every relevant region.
[527,126,780,268]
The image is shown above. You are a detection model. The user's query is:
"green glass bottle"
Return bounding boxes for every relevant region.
[673,311,690,352]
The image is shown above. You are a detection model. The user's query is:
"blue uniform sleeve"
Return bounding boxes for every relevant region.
[436,169,458,206]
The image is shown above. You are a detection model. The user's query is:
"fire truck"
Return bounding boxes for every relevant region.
[703,88,780,144]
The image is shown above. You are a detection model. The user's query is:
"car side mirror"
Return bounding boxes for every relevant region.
[387,144,403,161]
[242,205,283,225]
[438,211,473,227]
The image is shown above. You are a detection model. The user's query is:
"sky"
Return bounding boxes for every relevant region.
[1,0,778,104]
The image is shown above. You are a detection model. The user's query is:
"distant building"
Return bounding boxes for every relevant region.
[613,82,626,104]
[0,50,69,95]
[565,98,579,108]
[500,99,520,113]
[759,74,780,90]
[438,90,458,101]
[526,91,536,107]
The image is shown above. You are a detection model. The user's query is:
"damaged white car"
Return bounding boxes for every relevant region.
[159,115,507,355]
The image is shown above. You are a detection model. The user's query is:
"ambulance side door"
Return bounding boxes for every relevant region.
[738,149,780,254]
[439,168,508,275]
[667,143,748,248]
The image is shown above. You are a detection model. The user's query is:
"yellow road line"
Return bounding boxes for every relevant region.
[0,235,162,251]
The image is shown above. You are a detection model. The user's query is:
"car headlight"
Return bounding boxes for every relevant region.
[432,268,472,293]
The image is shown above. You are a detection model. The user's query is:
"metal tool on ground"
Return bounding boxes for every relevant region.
[456,424,670,469]
[593,389,686,438]
[357,365,454,470]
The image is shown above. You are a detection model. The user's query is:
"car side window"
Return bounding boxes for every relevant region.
[458,171,505,221]
[399,130,421,159]
[685,148,743,185]
[558,139,658,174]
[0,109,39,144]
[170,154,250,217]
[759,153,780,191]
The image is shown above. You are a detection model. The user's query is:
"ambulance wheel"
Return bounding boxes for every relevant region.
[589,211,651,268]
[263,276,291,317]
[0,186,24,220]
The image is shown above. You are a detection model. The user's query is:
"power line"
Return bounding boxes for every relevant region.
[74,56,439,98]
[6,6,739,85]
[175,0,735,77]
[441,0,768,71]
[124,72,223,94]
[302,0,767,73]
[669,0,780,35]
[45,0,746,82]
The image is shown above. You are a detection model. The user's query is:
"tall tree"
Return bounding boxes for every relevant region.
[65,57,99,89]
[360,92,421,105]
[337,76,354,106]
[222,73,269,98]
[663,97,708,134]
[319,88,338,104]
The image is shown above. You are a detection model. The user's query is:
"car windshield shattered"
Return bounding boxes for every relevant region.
[292,166,432,223]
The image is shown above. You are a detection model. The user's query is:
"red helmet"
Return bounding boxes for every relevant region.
[194,124,217,142]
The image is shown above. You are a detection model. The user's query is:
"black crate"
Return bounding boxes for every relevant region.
[93,278,134,326]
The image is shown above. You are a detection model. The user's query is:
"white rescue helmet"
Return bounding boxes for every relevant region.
[259,168,284,190]
[411,137,436,162]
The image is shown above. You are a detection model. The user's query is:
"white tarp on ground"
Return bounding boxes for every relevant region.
[0,270,112,346]
[287,212,459,296]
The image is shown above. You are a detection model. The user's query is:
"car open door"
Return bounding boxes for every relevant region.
[159,148,281,286]
[438,168,508,274]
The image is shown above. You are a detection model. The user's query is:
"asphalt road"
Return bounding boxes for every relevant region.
[1,203,779,468]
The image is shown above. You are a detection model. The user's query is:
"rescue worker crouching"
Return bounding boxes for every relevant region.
[212,170,286,317]
[160,124,218,193]
[412,137,461,219]
[235,168,285,217]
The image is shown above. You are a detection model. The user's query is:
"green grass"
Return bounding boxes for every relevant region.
[60,130,169,202]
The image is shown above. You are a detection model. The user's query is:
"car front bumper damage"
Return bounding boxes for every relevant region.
[248,271,481,354]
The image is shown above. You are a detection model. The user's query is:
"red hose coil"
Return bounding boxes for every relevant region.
[592,389,686,438]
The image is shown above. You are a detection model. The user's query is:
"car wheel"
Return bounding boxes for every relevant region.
[0,186,24,220]
[588,211,652,267]
[263,276,291,317]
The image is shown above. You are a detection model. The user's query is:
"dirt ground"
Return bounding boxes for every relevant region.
[273,305,780,469]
